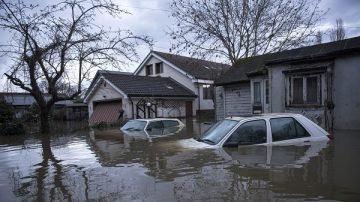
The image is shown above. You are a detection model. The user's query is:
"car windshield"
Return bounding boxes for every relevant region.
[121,120,147,131]
[199,119,239,145]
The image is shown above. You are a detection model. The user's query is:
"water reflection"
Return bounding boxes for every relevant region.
[0,120,359,201]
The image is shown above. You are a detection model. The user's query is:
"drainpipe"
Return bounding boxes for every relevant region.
[197,82,201,118]
[223,86,226,118]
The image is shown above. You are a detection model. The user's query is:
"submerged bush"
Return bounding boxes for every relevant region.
[0,121,25,136]
[0,100,25,136]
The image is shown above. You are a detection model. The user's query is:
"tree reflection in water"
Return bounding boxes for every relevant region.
[2,126,360,201]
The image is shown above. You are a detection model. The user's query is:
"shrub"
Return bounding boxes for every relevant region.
[0,100,25,136]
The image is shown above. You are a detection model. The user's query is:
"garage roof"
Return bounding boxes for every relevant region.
[86,71,197,99]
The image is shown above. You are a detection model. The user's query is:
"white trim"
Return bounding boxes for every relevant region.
[192,79,214,84]
[84,76,128,102]
[134,51,195,79]
[84,77,103,103]
[133,52,152,75]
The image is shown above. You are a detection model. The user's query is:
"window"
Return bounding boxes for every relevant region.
[200,119,238,145]
[203,84,213,100]
[289,75,321,106]
[224,120,267,147]
[155,62,163,74]
[162,120,179,127]
[270,117,310,142]
[145,65,153,76]
[121,120,147,130]
[147,121,163,130]
[253,82,261,104]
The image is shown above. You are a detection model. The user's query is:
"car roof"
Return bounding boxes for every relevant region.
[133,118,181,122]
[225,113,303,121]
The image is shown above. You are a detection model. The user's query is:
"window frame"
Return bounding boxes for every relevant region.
[155,62,163,74]
[253,81,262,105]
[145,64,153,76]
[287,74,322,107]
[202,84,214,100]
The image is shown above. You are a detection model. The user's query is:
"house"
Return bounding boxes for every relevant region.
[134,51,230,116]
[84,71,197,125]
[215,36,360,130]
[0,92,88,120]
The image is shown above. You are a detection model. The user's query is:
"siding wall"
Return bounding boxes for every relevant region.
[333,55,360,129]
[215,83,251,120]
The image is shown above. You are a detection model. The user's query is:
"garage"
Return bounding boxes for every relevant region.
[88,100,123,125]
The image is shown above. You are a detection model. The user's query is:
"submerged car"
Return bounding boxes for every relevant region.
[178,113,330,148]
[121,118,185,139]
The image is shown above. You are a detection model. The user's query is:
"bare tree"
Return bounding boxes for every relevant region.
[169,0,325,64]
[330,18,345,41]
[315,31,323,44]
[0,0,152,133]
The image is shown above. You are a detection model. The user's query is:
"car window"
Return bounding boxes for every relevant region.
[224,120,267,147]
[121,120,146,130]
[270,117,310,142]
[200,119,238,145]
[147,121,164,130]
[162,120,179,128]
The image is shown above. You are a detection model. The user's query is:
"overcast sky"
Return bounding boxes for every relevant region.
[1,0,360,91]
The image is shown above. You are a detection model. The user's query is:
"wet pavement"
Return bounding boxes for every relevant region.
[0,118,360,201]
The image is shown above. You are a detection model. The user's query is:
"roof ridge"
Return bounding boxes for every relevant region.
[152,50,230,66]
[98,70,132,75]
[234,35,360,64]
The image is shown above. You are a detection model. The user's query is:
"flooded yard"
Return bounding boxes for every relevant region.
[0,118,360,201]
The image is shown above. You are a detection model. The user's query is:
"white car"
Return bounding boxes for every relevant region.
[121,118,185,139]
[178,113,330,148]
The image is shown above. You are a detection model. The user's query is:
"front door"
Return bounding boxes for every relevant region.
[251,79,270,114]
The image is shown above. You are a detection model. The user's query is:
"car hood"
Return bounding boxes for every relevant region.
[176,138,216,149]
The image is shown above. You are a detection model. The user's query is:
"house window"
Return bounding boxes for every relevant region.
[289,75,321,106]
[253,82,261,104]
[145,65,153,76]
[155,62,163,74]
[203,84,213,100]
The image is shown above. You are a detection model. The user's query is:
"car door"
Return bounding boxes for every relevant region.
[162,120,181,136]
[146,121,164,137]
[269,117,311,146]
[222,119,267,147]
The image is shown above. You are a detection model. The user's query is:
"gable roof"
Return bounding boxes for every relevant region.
[136,51,230,80]
[216,36,360,86]
[84,71,196,101]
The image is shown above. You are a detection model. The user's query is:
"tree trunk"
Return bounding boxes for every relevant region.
[40,109,50,133]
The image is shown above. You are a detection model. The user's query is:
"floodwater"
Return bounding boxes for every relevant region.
[0,119,360,201]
